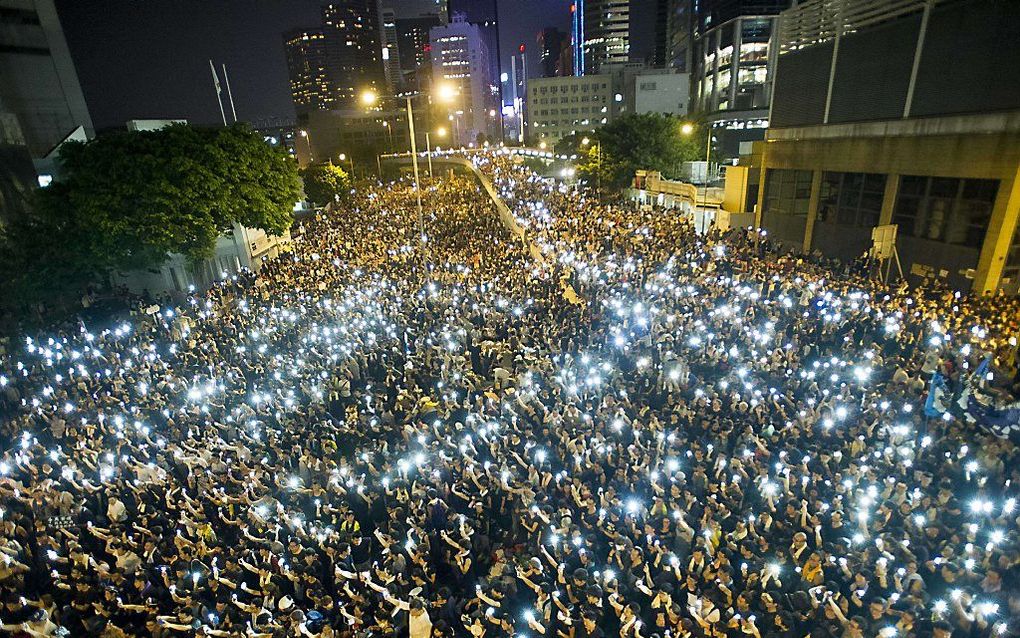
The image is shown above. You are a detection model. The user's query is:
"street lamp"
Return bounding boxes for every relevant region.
[426,127,447,179]
[360,83,458,243]
[580,136,602,197]
[299,129,313,163]
[338,153,354,176]
[681,122,695,136]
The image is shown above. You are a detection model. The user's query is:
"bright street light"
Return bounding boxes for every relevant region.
[581,137,590,146]
[681,122,695,136]
[436,127,448,137]
[360,90,379,106]
[435,82,458,103]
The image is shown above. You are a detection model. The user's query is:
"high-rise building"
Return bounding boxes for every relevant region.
[578,0,630,75]
[445,0,499,92]
[430,14,495,145]
[538,28,570,78]
[381,9,401,92]
[651,0,668,67]
[283,29,338,115]
[395,16,441,75]
[527,74,613,144]
[322,1,387,106]
[691,0,791,156]
[665,0,693,72]
[0,0,93,157]
[736,0,1020,293]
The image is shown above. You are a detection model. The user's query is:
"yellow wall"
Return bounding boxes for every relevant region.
[722,166,749,213]
[753,127,1020,292]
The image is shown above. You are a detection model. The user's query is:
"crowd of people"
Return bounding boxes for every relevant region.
[0,152,1018,638]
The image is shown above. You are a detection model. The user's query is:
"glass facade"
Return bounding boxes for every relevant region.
[763,169,812,216]
[892,176,998,248]
[817,172,886,228]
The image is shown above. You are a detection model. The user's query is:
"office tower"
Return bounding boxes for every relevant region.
[322,0,387,106]
[651,0,668,67]
[747,0,1020,294]
[691,0,791,155]
[0,0,93,157]
[579,0,631,75]
[395,16,441,76]
[430,14,495,145]
[381,8,401,91]
[666,0,693,72]
[538,28,570,78]
[445,0,499,90]
[283,29,339,115]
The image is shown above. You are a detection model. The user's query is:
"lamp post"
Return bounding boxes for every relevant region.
[299,129,313,164]
[702,129,715,216]
[581,136,602,197]
[338,153,355,177]
[362,84,457,243]
[425,127,447,179]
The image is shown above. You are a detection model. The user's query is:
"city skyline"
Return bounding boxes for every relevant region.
[54,0,579,130]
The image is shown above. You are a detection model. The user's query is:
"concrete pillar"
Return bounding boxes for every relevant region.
[878,174,899,226]
[974,166,1020,293]
[754,146,768,229]
[803,170,822,252]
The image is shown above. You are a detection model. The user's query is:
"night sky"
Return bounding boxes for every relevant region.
[56,0,651,131]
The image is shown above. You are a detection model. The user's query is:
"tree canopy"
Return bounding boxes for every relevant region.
[300,162,351,207]
[565,114,707,192]
[0,123,301,315]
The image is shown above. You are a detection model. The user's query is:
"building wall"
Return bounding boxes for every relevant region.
[322,1,387,107]
[634,72,689,116]
[283,29,338,115]
[0,0,93,157]
[430,15,494,145]
[527,75,613,144]
[295,108,411,167]
[114,225,292,297]
[582,0,630,74]
[771,0,1020,128]
[751,117,1020,292]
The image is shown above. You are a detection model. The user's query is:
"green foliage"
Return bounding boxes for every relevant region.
[0,123,301,314]
[300,162,351,207]
[576,114,705,192]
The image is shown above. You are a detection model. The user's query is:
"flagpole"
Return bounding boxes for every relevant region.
[222,63,238,123]
[209,60,227,126]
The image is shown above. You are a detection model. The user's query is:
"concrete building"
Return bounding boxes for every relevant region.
[0,0,93,159]
[293,108,417,168]
[691,0,790,158]
[730,0,1020,293]
[114,223,292,297]
[578,0,630,75]
[446,0,500,95]
[430,14,495,146]
[633,71,689,116]
[395,15,441,84]
[538,27,570,78]
[0,108,37,222]
[665,0,693,72]
[283,29,339,115]
[322,1,387,107]
[527,74,613,144]
[381,9,402,92]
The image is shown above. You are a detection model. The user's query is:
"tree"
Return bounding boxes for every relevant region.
[0,123,301,316]
[576,114,704,192]
[300,162,351,207]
